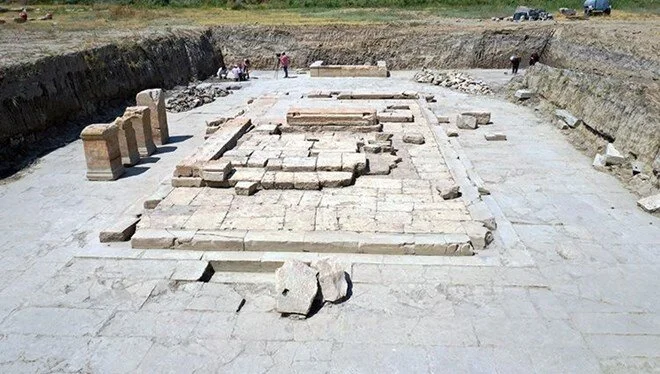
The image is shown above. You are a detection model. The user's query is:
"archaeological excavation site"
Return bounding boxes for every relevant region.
[0,9,658,372]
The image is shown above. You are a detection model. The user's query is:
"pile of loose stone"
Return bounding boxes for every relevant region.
[165,83,232,113]
[414,69,493,95]
[275,258,349,319]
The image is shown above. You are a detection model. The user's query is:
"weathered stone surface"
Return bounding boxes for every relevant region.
[341,153,368,175]
[403,133,425,145]
[310,258,348,303]
[515,89,533,99]
[637,194,660,213]
[99,216,140,242]
[235,181,258,196]
[555,109,582,128]
[201,160,232,182]
[593,154,607,171]
[171,177,204,188]
[456,115,478,130]
[80,123,125,181]
[604,143,625,165]
[294,172,320,190]
[124,106,156,157]
[275,260,319,316]
[136,88,169,145]
[317,171,354,188]
[436,184,461,200]
[484,133,507,141]
[316,152,343,171]
[282,157,317,172]
[462,112,491,125]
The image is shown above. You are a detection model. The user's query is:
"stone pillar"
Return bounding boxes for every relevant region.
[124,106,156,157]
[80,123,125,181]
[136,88,169,145]
[114,117,141,166]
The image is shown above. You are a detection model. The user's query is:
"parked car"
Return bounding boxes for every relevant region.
[584,0,612,15]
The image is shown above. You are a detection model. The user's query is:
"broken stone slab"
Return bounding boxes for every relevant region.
[637,194,660,213]
[446,125,459,137]
[462,221,494,250]
[592,154,607,171]
[144,184,174,209]
[555,109,582,128]
[366,156,392,175]
[515,89,533,100]
[375,133,393,141]
[136,88,169,145]
[124,106,156,157]
[456,114,478,130]
[363,144,382,153]
[235,181,258,196]
[402,133,425,145]
[484,133,507,141]
[99,216,140,242]
[131,229,176,249]
[604,143,625,165]
[461,112,491,125]
[310,258,348,303]
[275,260,319,317]
[253,123,281,135]
[436,184,462,200]
[80,123,125,181]
[228,168,265,186]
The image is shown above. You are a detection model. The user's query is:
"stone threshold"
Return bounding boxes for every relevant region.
[130,229,476,256]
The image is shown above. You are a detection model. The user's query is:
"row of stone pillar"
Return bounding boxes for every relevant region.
[81,89,170,181]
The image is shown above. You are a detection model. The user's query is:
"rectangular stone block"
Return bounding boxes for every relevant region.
[171,177,204,188]
[318,171,354,188]
[358,233,415,254]
[265,158,283,171]
[282,156,317,172]
[136,88,169,145]
[244,230,306,252]
[80,123,125,181]
[229,168,265,186]
[484,133,507,141]
[261,171,277,189]
[99,216,140,242]
[316,152,343,171]
[555,109,581,128]
[377,111,414,123]
[182,230,246,251]
[341,153,368,174]
[286,108,378,127]
[637,193,660,213]
[144,184,174,209]
[461,111,491,125]
[274,172,295,189]
[114,116,141,166]
[294,172,320,190]
[124,106,156,157]
[131,229,176,249]
[515,89,533,99]
[235,181,258,196]
[456,114,478,129]
[201,160,233,182]
[303,231,361,253]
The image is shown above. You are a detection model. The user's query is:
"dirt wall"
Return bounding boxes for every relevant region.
[0,29,224,177]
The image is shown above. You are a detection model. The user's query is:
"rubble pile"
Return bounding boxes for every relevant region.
[413,69,493,95]
[165,83,232,112]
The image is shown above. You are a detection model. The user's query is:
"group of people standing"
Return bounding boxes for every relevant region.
[215,52,292,81]
[509,52,540,74]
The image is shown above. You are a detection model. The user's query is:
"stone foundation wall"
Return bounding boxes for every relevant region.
[0,29,224,177]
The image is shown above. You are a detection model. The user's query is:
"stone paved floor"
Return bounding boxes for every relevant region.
[0,70,658,373]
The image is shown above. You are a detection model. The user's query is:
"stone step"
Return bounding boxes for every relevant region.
[131,229,475,256]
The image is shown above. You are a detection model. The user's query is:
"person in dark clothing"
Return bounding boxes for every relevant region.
[510,54,521,74]
[529,52,540,66]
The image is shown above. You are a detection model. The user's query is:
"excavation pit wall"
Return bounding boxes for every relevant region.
[1,23,658,179]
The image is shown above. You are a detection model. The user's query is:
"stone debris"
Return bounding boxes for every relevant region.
[235,181,258,196]
[414,69,493,95]
[446,126,459,137]
[275,260,319,317]
[637,194,660,213]
[603,143,625,165]
[559,7,577,16]
[555,109,582,128]
[456,114,478,130]
[436,115,451,123]
[402,133,425,145]
[436,184,462,200]
[462,112,491,125]
[515,89,533,100]
[484,133,507,141]
[99,216,140,242]
[592,154,607,171]
[310,258,348,303]
[632,161,643,175]
[165,83,231,113]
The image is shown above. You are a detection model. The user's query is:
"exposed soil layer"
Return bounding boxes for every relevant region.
[1,21,658,178]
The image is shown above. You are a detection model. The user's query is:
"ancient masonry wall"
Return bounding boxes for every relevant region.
[0,29,224,177]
